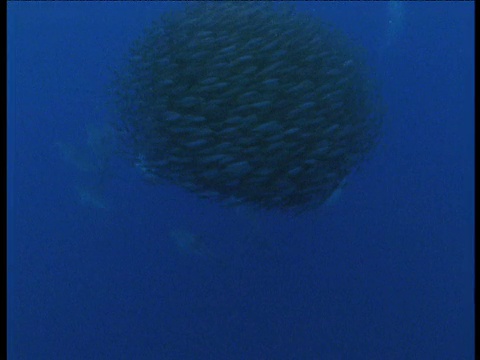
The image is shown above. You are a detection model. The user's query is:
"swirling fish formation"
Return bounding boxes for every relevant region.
[113,2,382,212]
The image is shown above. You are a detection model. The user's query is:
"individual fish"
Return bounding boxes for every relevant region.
[178,96,199,107]
[254,121,281,132]
[163,111,182,122]
[261,78,279,86]
[224,161,252,176]
[185,139,208,148]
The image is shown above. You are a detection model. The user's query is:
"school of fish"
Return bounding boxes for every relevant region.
[112,2,382,212]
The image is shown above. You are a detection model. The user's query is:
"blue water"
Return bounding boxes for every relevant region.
[7,2,474,359]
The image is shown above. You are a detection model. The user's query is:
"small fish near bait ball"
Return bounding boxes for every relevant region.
[113,2,382,212]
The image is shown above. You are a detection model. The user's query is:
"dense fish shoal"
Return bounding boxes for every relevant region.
[113,2,382,213]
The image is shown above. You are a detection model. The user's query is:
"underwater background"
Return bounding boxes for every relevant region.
[7,2,474,359]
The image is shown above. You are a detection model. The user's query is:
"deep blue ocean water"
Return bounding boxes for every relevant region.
[7,2,474,359]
